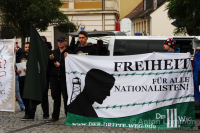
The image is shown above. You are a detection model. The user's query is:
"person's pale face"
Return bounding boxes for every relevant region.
[79,34,88,45]
[58,40,66,49]
[25,44,29,53]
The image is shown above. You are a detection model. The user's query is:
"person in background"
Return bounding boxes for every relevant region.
[40,36,53,120]
[69,36,79,52]
[97,39,109,56]
[153,38,180,54]
[14,39,25,111]
[163,38,180,53]
[41,36,52,50]
[73,31,98,55]
[16,42,35,120]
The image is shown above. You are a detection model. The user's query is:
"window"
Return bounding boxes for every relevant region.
[154,0,157,10]
[136,23,138,32]
[148,19,150,35]
[139,22,140,32]
[113,39,194,56]
[113,40,164,56]
[142,22,143,32]
[144,0,146,10]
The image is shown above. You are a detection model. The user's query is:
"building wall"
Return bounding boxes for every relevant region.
[39,0,118,49]
[119,0,142,20]
[60,0,118,11]
[150,2,175,36]
[132,18,150,36]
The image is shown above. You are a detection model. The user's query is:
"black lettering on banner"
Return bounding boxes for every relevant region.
[174,59,179,69]
[185,77,189,82]
[164,59,173,70]
[170,78,175,83]
[144,60,149,71]
[180,58,190,69]
[114,62,123,72]
[115,86,120,91]
[151,60,162,70]
[124,62,133,71]
[113,84,189,92]
[135,61,144,71]
[113,58,190,72]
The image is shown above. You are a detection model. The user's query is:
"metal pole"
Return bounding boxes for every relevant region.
[102,0,105,10]
[102,0,105,30]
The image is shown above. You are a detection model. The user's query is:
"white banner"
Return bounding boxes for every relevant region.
[0,39,15,112]
[65,53,194,119]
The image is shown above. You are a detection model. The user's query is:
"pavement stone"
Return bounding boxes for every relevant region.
[0,90,200,133]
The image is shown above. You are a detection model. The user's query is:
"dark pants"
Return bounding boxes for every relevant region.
[19,81,36,118]
[41,74,50,118]
[50,76,68,120]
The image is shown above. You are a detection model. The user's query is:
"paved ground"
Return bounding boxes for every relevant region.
[1,90,200,133]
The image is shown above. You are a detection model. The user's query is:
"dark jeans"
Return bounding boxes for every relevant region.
[19,81,36,118]
[50,76,68,120]
[41,75,50,118]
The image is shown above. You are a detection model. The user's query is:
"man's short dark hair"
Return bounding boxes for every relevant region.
[79,31,88,38]
[97,40,103,43]
[25,42,29,45]
[41,36,47,42]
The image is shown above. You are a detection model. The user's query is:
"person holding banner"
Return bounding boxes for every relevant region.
[153,38,180,54]
[47,36,73,122]
[163,38,180,53]
[73,31,98,55]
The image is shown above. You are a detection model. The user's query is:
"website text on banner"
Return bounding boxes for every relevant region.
[65,53,195,129]
[0,40,15,112]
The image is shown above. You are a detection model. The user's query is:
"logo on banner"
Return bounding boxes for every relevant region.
[166,109,178,128]
[156,108,194,128]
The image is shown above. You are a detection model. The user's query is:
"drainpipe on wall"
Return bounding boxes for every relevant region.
[102,0,105,31]
[102,0,105,10]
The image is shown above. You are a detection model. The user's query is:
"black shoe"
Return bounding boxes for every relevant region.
[46,118,58,123]
[21,115,34,121]
[43,116,49,121]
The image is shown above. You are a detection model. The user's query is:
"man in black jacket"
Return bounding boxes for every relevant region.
[74,31,98,55]
[47,36,73,122]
